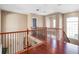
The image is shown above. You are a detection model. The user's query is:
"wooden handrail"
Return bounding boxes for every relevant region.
[47,28,62,30]
[0,29,46,34]
[0,30,27,34]
[0,27,63,34]
[0,27,68,54]
[0,29,45,34]
[63,31,70,42]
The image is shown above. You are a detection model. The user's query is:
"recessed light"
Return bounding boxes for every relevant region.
[57,4,62,6]
[36,9,39,11]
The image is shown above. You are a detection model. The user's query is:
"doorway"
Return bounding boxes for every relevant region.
[32,18,37,28]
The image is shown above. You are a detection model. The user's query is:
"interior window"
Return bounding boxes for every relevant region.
[66,17,78,40]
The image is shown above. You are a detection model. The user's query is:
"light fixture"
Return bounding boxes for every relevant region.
[36,9,39,11]
[57,4,62,6]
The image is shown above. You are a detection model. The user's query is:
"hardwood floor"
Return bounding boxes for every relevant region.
[16,38,79,54]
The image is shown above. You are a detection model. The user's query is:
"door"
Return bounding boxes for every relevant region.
[32,18,37,28]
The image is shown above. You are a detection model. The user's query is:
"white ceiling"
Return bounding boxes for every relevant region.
[0,4,79,15]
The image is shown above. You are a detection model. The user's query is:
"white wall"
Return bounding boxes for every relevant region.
[45,16,50,28]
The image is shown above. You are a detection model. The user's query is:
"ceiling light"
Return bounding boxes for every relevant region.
[57,4,62,6]
[36,9,39,11]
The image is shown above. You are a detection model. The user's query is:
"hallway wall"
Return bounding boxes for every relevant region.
[1,10,27,32]
[26,13,45,30]
[1,10,28,53]
[32,14,45,28]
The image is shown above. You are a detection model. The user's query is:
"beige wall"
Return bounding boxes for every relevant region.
[1,11,45,31]
[37,15,45,27]
[1,11,28,53]
[27,13,32,30]
[1,11,27,32]
[32,14,45,28]
[26,14,45,30]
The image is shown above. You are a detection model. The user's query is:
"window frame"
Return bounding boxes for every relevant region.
[66,16,79,40]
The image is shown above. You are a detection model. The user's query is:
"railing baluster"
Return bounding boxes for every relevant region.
[19,33,20,51]
[14,33,16,53]
[1,34,3,54]
[10,34,12,54]
[0,30,28,54]
[7,34,10,53]
[15,33,16,53]
[23,32,24,50]
[8,34,9,53]
[17,33,18,52]
[24,32,26,49]
[10,34,11,54]
[2,34,4,54]
[5,34,7,53]
[15,33,17,53]
[4,34,5,53]
[12,33,14,54]
[13,33,15,53]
